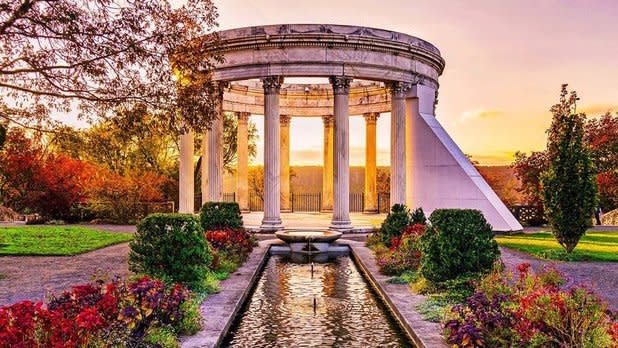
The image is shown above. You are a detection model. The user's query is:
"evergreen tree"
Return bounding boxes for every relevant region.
[542,84,597,253]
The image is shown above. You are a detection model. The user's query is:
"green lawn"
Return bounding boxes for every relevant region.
[495,231,618,262]
[0,226,134,256]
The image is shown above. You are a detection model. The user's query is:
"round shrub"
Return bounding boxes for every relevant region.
[420,209,499,283]
[129,213,212,288]
[200,202,243,231]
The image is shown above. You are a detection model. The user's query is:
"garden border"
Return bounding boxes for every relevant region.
[180,239,274,348]
[348,240,448,348]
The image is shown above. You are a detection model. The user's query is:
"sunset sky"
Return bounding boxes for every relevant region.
[212,0,617,166]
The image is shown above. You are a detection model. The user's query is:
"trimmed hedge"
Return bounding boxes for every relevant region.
[129,213,212,288]
[420,209,499,283]
[200,202,243,231]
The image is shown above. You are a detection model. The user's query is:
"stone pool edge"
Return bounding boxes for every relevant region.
[347,240,448,348]
[180,239,275,348]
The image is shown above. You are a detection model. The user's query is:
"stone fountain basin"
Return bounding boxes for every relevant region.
[275,230,342,244]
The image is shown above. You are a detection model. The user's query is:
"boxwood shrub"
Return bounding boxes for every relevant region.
[200,202,243,231]
[420,209,499,283]
[129,213,212,288]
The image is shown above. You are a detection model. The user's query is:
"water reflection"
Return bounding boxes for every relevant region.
[223,254,412,347]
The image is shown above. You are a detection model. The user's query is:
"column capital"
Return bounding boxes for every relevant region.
[280,114,291,126]
[363,112,380,124]
[329,76,353,95]
[261,76,284,95]
[322,114,334,127]
[387,81,411,99]
[236,111,251,123]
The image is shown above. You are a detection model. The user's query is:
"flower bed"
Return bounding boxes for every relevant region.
[375,223,424,275]
[0,276,200,347]
[206,228,256,274]
[444,264,618,347]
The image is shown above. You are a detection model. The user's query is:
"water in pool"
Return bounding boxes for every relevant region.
[223,254,413,347]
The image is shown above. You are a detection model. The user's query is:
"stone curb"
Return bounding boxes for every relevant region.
[346,240,448,348]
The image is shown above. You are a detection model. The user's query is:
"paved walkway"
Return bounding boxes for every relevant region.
[0,243,131,306]
[499,247,617,311]
[242,212,386,231]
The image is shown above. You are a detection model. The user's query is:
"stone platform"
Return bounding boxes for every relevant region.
[242,212,386,233]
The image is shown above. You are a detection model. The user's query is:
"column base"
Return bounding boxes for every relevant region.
[329,220,353,232]
[240,209,250,213]
[261,217,283,232]
[280,209,293,213]
[320,208,333,213]
[363,209,379,214]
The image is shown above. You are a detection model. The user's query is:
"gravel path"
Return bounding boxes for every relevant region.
[0,242,131,306]
[500,247,618,311]
[1,227,616,313]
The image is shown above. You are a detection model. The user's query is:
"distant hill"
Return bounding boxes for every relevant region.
[223,165,524,206]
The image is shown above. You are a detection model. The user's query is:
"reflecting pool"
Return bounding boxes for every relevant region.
[223,254,412,347]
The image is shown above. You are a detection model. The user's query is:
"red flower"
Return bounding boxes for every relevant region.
[76,307,104,331]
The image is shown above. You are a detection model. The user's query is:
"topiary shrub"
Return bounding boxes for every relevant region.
[200,202,243,231]
[420,209,499,283]
[129,213,212,288]
[379,204,411,246]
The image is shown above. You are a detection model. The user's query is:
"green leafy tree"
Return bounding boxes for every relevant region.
[542,85,597,253]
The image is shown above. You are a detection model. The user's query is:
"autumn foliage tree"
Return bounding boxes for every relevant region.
[0,128,94,219]
[542,85,597,253]
[585,112,618,210]
[0,0,221,132]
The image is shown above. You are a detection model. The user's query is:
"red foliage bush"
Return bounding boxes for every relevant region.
[377,223,425,275]
[444,264,618,347]
[0,276,191,347]
[206,228,254,258]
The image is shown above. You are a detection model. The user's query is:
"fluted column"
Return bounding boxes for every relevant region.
[389,81,410,206]
[329,76,353,231]
[208,82,226,202]
[236,112,250,212]
[405,98,418,207]
[279,115,292,212]
[261,76,284,231]
[321,115,334,212]
[178,130,194,213]
[208,114,224,201]
[363,112,379,213]
[200,131,208,206]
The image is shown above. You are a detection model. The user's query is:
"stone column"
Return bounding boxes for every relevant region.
[200,131,208,206]
[329,76,353,231]
[363,112,379,213]
[405,98,418,208]
[280,115,292,212]
[208,113,223,201]
[178,130,194,213]
[208,83,226,202]
[389,81,410,206]
[261,76,284,231]
[236,112,250,212]
[321,115,334,212]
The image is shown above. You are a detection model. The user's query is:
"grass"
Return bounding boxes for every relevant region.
[0,226,134,256]
[495,231,618,262]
